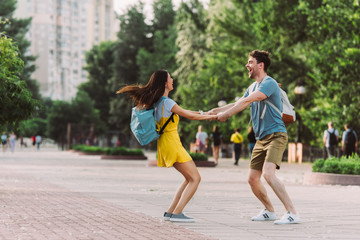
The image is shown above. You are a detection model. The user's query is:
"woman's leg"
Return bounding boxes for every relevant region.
[170,161,201,214]
[166,180,188,213]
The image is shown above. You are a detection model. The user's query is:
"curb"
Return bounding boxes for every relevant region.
[303,172,360,186]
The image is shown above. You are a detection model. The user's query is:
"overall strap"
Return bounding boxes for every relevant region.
[158,97,175,135]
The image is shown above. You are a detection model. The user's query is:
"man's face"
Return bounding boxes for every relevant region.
[245,57,262,79]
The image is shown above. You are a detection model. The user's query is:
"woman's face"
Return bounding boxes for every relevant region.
[165,73,174,91]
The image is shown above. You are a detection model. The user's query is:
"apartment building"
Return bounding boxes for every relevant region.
[15,0,118,101]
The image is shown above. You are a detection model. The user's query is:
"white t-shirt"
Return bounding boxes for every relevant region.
[196,132,208,145]
[155,97,176,122]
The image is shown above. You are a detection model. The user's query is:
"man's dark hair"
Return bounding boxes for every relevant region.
[249,50,271,72]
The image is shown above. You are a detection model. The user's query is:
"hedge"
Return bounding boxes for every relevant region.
[71,145,144,156]
[312,154,360,175]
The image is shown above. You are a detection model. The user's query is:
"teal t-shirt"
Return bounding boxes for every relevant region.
[243,76,286,140]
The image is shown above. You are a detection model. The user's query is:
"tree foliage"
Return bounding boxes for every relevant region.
[80,41,116,129]
[136,0,178,82]
[0,34,38,127]
[0,0,40,99]
[47,90,103,143]
[109,2,151,135]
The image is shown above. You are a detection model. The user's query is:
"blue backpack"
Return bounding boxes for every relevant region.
[130,97,174,146]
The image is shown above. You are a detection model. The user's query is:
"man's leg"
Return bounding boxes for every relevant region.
[248,169,275,212]
[262,162,297,214]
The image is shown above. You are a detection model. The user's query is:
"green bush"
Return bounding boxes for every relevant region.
[312,159,325,173]
[72,145,144,156]
[105,147,144,156]
[312,154,360,175]
[189,152,208,161]
[79,145,104,154]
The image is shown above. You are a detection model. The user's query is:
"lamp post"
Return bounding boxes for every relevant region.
[294,85,306,143]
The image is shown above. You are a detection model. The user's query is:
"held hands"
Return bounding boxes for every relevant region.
[216,112,229,122]
[203,108,229,122]
[205,109,217,115]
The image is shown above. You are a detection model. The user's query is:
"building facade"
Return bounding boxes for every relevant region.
[15,0,118,101]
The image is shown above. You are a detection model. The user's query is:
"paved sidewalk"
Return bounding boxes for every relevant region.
[1,148,360,240]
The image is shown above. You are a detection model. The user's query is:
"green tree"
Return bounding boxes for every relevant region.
[297,0,360,142]
[0,0,40,99]
[110,2,151,135]
[0,34,38,127]
[136,0,178,82]
[47,90,103,146]
[174,0,312,145]
[80,41,116,129]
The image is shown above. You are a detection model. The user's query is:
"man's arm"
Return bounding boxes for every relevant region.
[206,102,237,115]
[217,90,267,122]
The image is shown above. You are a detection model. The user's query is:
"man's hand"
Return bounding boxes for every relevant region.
[217,112,229,122]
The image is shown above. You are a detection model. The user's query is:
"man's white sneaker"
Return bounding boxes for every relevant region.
[251,209,276,221]
[274,212,300,224]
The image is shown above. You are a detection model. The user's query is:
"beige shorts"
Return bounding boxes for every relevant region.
[250,132,288,170]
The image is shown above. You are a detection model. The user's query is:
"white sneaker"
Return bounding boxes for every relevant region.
[251,209,276,221]
[274,212,300,224]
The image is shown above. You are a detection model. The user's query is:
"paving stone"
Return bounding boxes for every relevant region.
[1,148,360,239]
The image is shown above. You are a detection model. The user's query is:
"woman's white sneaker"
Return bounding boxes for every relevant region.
[274,212,300,224]
[251,209,277,221]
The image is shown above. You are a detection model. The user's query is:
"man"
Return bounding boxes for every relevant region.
[323,122,339,158]
[207,50,300,224]
[341,124,358,157]
[230,128,243,165]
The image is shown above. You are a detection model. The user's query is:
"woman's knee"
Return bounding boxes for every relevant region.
[191,173,201,184]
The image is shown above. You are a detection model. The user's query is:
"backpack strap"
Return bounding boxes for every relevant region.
[248,82,257,128]
[263,100,281,118]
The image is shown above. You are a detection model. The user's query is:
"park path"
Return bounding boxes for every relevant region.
[0,148,359,239]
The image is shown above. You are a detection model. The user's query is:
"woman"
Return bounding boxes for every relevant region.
[9,132,16,153]
[195,125,208,153]
[211,125,222,164]
[117,70,216,223]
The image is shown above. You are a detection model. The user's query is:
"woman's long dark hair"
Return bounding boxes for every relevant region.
[116,70,168,109]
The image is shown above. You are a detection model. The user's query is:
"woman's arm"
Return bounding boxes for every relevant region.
[171,104,217,121]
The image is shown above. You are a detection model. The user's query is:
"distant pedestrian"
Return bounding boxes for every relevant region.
[35,135,42,150]
[195,125,208,154]
[247,126,256,159]
[117,69,216,223]
[211,125,222,164]
[323,122,339,158]
[230,128,243,165]
[9,132,16,153]
[31,136,36,149]
[341,124,358,158]
[1,132,8,152]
